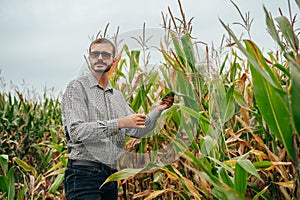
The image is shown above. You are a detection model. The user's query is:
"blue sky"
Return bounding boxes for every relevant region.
[0,0,298,96]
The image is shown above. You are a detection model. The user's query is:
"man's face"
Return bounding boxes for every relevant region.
[89,42,114,74]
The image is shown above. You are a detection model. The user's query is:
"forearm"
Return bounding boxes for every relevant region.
[66,119,119,143]
[125,110,161,138]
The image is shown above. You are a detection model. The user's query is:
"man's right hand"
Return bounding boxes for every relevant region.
[118,114,146,129]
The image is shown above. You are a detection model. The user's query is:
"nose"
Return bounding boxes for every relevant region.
[97,54,104,60]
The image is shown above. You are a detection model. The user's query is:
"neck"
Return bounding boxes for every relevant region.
[92,71,109,89]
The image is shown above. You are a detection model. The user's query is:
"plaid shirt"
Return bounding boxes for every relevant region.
[61,72,160,165]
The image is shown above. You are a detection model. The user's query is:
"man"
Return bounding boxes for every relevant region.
[61,38,174,199]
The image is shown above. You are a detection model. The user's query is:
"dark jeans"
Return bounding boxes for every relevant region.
[64,160,118,200]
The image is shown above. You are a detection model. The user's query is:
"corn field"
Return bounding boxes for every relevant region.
[1,1,299,199]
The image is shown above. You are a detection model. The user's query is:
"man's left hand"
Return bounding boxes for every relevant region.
[156,95,174,114]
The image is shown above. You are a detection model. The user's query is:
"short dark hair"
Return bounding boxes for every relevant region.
[89,38,116,58]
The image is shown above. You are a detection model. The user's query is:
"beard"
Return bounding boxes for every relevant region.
[91,61,113,74]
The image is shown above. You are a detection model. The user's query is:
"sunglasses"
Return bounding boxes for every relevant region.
[90,51,112,59]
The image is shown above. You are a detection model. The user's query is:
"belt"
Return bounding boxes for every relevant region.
[68,159,117,172]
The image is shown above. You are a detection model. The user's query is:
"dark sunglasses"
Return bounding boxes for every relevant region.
[90,51,112,59]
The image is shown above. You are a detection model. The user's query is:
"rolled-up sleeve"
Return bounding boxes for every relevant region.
[124,103,161,138]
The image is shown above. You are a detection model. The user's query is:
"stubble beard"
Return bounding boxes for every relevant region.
[92,63,113,74]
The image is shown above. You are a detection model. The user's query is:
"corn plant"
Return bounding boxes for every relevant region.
[0,81,67,199]
[103,0,299,199]
[1,0,299,199]
[0,155,26,200]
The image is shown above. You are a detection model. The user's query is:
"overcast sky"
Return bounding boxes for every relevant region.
[0,0,298,96]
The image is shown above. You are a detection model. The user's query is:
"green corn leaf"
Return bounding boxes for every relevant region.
[234,162,247,195]
[181,33,196,73]
[16,183,27,200]
[251,61,294,160]
[13,157,37,177]
[201,135,217,158]
[264,6,285,50]
[245,40,283,91]
[48,173,64,193]
[237,159,263,182]
[151,134,158,160]
[7,166,15,200]
[253,161,273,169]
[230,62,238,83]
[244,40,294,161]
[252,185,269,200]
[0,175,8,193]
[138,137,147,154]
[212,81,235,124]
[184,163,246,200]
[170,31,185,66]
[207,156,233,173]
[176,72,199,111]
[220,20,282,90]
[219,54,228,75]
[220,167,234,188]
[273,63,290,78]
[250,60,294,160]
[0,154,9,176]
[289,56,300,138]
[233,90,250,109]
[159,65,173,89]
[275,16,299,51]
[131,89,142,112]
[222,85,235,123]
[128,50,140,83]
[100,168,144,188]
[180,105,209,125]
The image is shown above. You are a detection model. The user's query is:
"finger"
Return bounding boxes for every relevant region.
[136,121,145,126]
[162,99,174,106]
[136,114,146,119]
[163,96,174,101]
[136,119,145,123]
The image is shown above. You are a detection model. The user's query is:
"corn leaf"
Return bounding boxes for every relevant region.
[181,33,196,73]
[237,159,263,182]
[289,57,300,138]
[233,90,250,110]
[7,166,15,200]
[244,40,294,161]
[13,157,37,177]
[101,168,143,188]
[252,185,269,200]
[220,19,282,90]
[16,183,27,200]
[0,154,8,176]
[264,6,285,50]
[219,168,234,188]
[223,85,235,123]
[170,31,185,66]
[48,174,64,193]
[234,162,247,195]
[128,50,140,83]
[253,161,274,169]
[0,175,8,193]
[275,16,299,50]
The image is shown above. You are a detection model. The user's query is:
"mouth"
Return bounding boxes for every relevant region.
[94,64,105,68]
